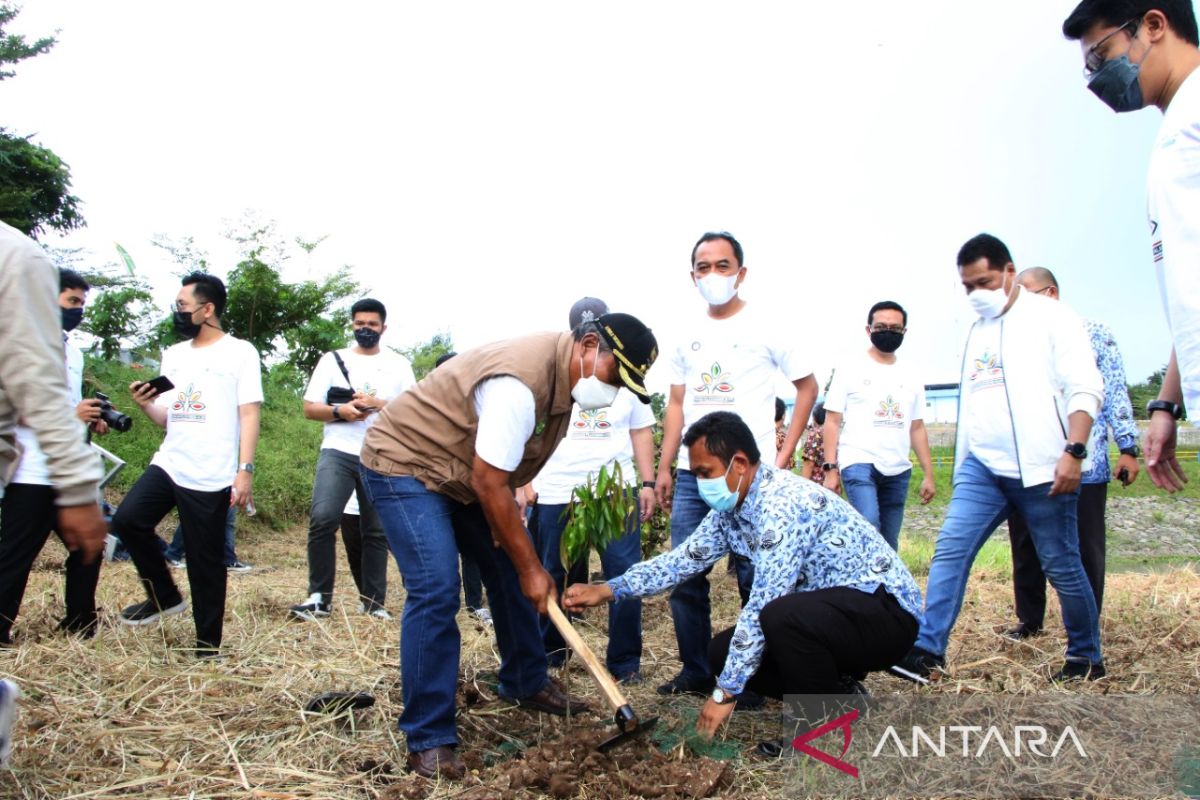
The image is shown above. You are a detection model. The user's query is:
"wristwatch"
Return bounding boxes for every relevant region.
[641,480,656,489]
[1119,444,1140,458]
[238,462,255,474]
[1147,399,1184,420]
[331,403,343,421]
[1063,442,1087,459]
[711,687,738,705]
[822,462,839,472]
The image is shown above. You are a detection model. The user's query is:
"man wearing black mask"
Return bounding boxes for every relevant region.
[0,269,112,644]
[116,272,262,656]
[290,298,415,621]
[822,301,936,550]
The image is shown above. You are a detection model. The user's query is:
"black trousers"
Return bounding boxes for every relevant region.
[111,465,230,649]
[0,483,101,642]
[1009,481,1106,630]
[708,586,918,696]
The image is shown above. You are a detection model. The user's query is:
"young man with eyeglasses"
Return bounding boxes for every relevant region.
[290,298,415,621]
[891,234,1105,684]
[114,272,262,656]
[822,301,936,551]
[1063,0,1200,492]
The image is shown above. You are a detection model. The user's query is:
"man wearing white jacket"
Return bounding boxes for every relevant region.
[892,234,1106,684]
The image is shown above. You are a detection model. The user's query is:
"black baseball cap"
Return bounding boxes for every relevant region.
[596,312,658,404]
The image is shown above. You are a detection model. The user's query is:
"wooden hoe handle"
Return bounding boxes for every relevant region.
[546,596,628,713]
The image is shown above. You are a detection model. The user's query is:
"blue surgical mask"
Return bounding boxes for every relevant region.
[696,461,744,512]
[1088,54,1145,113]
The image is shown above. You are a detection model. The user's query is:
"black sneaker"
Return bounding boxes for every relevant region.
[225,561,253,573]
[615,671,644,686]
[655,672,716,696]
[57,615,98,639]
[289,593,330,621]
[119,598,188,626]
[1052,660,1106,682]
[887,647,945,685]
[736,689,767,711]
[1002,623,1043,641]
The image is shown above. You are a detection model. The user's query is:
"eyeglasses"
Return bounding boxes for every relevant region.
[1084,18,1139,76]
[1032,286,1055,296]
[172,300,210,313]
[869,325,906,334]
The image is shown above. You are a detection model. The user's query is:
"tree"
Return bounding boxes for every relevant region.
[1129,366,1169,420]
[0,3,55,81]
[402,332,455,381]
[47,245,157,359]
[0,5,82,238]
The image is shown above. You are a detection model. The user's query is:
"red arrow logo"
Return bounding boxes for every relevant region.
[791,708,860,778]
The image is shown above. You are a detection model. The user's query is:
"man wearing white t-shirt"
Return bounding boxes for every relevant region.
[1063,0,1200,492]
[526,297,657,682]
[892,234,1105,685]
[0,270,112,644]
[654,231,818,697]
[290,298,415,621]
[823,301,936,551]
[116,273,263,655]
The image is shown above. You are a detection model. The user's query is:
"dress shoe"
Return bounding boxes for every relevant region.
[501,677,592,716]
[655,672,715,696]
[406,745,465,780]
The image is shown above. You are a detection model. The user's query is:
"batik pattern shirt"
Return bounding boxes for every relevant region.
[801,424,826,483]
[609,465,923,695]
[1082,320,1138,485]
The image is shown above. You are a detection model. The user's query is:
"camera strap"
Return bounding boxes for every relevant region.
[332,351,355,393]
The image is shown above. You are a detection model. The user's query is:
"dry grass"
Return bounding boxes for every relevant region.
[1,526,1198,799]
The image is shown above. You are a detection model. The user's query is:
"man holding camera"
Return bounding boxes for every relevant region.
[114,272,262,656]
[0,269,111,644]
[290,298,415,620]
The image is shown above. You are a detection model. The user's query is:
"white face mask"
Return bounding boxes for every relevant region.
[967,274,1012,319]
[696,273,739,306]
[571,353,619,410]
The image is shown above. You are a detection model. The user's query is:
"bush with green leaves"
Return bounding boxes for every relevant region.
[558,461,636,576]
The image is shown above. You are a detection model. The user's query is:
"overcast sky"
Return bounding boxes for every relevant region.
[4,1,1173,391]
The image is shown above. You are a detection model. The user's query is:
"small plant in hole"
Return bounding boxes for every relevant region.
[559,461,635,579]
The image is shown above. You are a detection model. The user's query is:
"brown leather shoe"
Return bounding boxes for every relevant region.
[504,677,592,716]
[405,746,465,780]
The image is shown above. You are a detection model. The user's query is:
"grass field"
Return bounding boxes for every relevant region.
[1,518,1197,799]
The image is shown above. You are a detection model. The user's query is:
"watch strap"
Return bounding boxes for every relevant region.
[1147,399,1184,420]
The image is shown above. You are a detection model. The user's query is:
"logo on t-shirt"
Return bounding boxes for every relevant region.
[170,384,207,422]
[692,362,735,405]
[570,409,613,440]
[968,351,1005,393]
[873,395,906,428]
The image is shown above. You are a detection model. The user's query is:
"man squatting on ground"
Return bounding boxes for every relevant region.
[290,298,415,621]
[114,272,262,655]
[892,234,1106,684]
[1003,268,1140,641]
[565,412,923,744]
[359,312,658,780]
[655,231,817,698]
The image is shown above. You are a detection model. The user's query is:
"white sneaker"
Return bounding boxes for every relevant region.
[471,607,493,626]
[0,679,19,767]
[289,593,330,621]
[367,607,391,620]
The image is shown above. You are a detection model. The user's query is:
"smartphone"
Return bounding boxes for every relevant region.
[144,375,175,396]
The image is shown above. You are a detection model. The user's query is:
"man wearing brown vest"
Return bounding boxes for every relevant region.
[360,312,657,780]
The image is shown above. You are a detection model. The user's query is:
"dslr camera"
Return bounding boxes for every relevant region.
[93,392,132,433]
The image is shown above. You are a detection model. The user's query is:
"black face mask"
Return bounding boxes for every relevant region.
[61,307,84,332]
[173,310,203,340]
[354,327,381,349]
[870,330,904,353]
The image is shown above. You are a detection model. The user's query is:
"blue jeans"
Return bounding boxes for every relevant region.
[916,454,1101,664]
[360,469,547,753]
[840,464,912,551]
[667,470,755,682]
[530,502,642,677]
[164,505,237,565]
